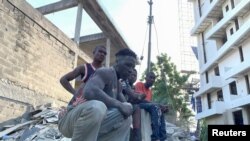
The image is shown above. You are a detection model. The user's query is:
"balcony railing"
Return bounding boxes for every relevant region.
[225,61,250,79]
[206,0,250,39]
[230,95,250,109]
[191,0,226,35]
[200,18,250,74]
[194,76,222,97]
[195,100,225,120]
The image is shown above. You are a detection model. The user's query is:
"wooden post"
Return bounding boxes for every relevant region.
[73,1,83,88]
[105,38,111,67]
[73,1,83,68]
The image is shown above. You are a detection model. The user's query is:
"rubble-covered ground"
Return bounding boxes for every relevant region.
[165,122,198,141]
[0,104,197,141]
[0,104,69,141]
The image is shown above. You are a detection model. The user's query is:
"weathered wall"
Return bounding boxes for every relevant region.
[0,0,87,122]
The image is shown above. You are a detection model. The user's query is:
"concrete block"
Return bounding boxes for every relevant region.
[24,16,34,26]
[2,0,14,12]
[141,109,153,141]
[0,57,12,68]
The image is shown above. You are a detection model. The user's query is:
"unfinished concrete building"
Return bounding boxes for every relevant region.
[0,0,129,122]
[190,0,250,125]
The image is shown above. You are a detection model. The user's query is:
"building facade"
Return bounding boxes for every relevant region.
[178,0,199,74]
[189,0,250,125]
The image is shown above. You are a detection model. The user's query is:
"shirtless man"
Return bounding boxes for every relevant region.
[58,48,137,141]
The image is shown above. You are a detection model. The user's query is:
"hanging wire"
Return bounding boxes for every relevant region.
[140,25,149,61]
[152,15,172,107]
[138,25,149,74]
[152,18,160,56]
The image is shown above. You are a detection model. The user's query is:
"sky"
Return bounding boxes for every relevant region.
[26,0,181,76]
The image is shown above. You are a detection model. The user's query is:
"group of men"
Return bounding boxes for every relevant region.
[58,45,168,141]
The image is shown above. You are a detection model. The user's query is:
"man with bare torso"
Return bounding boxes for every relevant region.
[58,48,137,141]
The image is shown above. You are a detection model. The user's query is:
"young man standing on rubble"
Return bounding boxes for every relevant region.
[60,45,107,95]
[58,48,137,141]
[60,45,106,106]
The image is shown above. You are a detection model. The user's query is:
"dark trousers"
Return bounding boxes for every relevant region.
[139,103,167,141]
[130,105,142,141]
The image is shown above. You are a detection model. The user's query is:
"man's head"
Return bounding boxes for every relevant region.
[128,68,137,86]
[93,45,107,63]
[115,48,137,80]
[145,72,156,88]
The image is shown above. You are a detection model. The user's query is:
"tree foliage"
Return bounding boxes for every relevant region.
[143,53,194,126]
[199,119,208,141]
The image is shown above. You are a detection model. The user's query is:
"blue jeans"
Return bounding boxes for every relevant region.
[139,103,167,141]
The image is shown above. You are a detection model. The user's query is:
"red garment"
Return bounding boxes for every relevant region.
[134,82,152,101]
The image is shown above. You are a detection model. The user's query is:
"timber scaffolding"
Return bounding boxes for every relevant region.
[36,0,129,67]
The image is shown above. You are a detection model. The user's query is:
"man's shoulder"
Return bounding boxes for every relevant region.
[96,67,113,72]
[77,63,87,70]
[94,67,115,82]
[95,67,114,75]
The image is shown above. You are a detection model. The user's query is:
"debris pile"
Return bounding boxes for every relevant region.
[0,103,197,141]
[165,122,196,141]
[0,104,70,141]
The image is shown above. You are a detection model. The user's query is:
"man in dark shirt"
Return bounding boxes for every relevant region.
[60,45,107,95]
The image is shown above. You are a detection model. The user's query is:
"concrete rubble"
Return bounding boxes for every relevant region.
[0,103,196,141]
[0,103,70,141]
[165,122,196,141]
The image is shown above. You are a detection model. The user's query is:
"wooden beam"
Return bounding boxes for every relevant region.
[36,0,78,15]
[0,120,37,138]
[74,2,83,45]
[74,1,83,70]
[79,33,105,43]
[105,38,111,67]
[82,0,129,49]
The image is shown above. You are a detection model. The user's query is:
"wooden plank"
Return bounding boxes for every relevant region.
[79,33,105,43]
[74,2,83,45]
[32,109,51,118]
[82,0,129,49]
[0,120,37,138]
[105,38,111,67]
[73,2,83,68]
[24,127,50,141]
[36,0,78,15]
[19,127,40,141]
